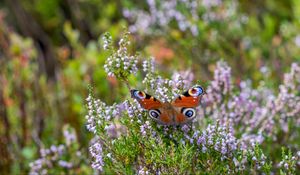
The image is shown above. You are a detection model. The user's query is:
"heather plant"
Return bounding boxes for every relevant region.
[1,1,300,174]
[0,15,118,173]
[122,0,300,85]
[86,32,300,174]
[29,125,91,175]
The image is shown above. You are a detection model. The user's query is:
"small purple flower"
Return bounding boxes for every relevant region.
[89,141,104,171]
[105,123,127,139]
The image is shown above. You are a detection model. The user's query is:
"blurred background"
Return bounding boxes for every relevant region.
[0,0,300,174]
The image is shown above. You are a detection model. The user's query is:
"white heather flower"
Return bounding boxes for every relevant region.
[102,33,112,50]
[103,32,138,78]
[142,57,155,73]
[138,166,149,175]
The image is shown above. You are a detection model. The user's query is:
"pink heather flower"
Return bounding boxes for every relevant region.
[140,121,151,136]
[202,0,222,9]
[89,141,104,171]
[194,123,238,157]
[105,123,127,139]
[29,141,79,175]
[171,70,194,91]
[58,160,73,169]
[123,0,199,36]
[63,126,77,146]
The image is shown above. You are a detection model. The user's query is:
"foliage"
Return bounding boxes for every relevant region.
[85,33,300,174]
[0,0,300,174]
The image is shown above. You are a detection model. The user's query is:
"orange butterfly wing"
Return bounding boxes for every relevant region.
[131,86,205,125]
[172,86,204,108]
[159,111,172,124]
[172,86,205,124]
[131,89,173,124]
[130,90,162,109]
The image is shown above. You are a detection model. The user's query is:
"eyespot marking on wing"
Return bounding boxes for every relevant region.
[188,86,204,97]
[131,90,146,99]
[181,108,196,118]
[149,109,161,119]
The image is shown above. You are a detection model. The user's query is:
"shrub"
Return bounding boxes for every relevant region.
[85,32,300,174]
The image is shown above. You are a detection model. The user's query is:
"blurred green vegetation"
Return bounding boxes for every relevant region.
[0,0,300,174]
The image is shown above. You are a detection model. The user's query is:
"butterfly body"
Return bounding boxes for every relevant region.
[131,86,205,125]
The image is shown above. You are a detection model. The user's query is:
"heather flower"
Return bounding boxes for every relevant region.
[138,166,150,175]
[123,0,244,36]
[105,123,127,139]
[63,125,77,146]
[203,60,232,108]
[278,148,299,174]
[89,141,104,171]
[29,144,66,175]
[86,91,127,134]
[202,0,222,9]
[123,0,199,36]
[86,31,300,174]
[103,32,138,79]
[102,32,112,50]
[171,70,194,91]
[124,99,145,120]
[142,57,155,73]
[193,123,238,158]
[29,125,86,174]
[140,121,152,136]
[58,160,73,169]
[199,60,300,149]
[142,67,196,103]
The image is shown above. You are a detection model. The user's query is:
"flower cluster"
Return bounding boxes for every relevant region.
[137,166,150,175]
[142,58,155,73]
[202,61,300,147]
[278,148,300,174]
[29,125,85,175]
[89,139,104,171]
[204,60,232,104]
[29,145,66,175]
[142,68,195,103]
[103,32,138,79]
[123,0,246,36]
[86,33,300,173]
[123,0,199,35]
[194,123,237,158]
[245,144,270,172]
[85,93,125,134]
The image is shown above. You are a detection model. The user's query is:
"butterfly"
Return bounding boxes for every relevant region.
[130,86,205,125]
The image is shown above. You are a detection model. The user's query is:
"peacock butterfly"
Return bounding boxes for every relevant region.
[131,86,205,125]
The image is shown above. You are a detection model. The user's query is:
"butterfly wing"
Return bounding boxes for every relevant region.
[172,86,205,108]
[171,86,205,124]
[130,90,162,109]
[131,86,205,125]
[131,90,174,125]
